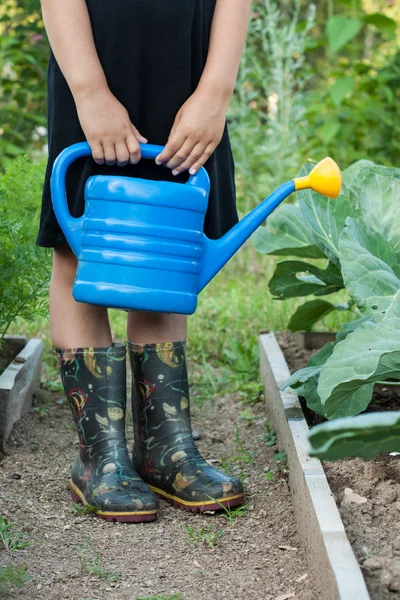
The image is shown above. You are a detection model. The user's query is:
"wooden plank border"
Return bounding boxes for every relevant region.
[0,338,44,452]
[260,332,370,600]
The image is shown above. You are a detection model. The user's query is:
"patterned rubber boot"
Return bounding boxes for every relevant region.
[129,340,245,512]
[57,343,158,522]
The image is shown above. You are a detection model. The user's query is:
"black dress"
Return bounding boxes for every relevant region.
[37,0,238,248]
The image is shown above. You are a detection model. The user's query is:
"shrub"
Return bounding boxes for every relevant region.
[0,156,51,342]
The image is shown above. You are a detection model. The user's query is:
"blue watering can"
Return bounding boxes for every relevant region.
[51,142,342,315]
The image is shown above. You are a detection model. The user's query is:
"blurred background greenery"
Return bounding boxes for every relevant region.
[1,0,399,404]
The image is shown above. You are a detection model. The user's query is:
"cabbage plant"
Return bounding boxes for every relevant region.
[254,160,400,458]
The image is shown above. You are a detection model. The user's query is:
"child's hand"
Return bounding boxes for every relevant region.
[75,89,147,166]
[155,90,227,175]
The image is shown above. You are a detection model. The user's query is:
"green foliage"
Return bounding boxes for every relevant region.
[71,503,98,516]
[0,563,30,593]
[0,514,30,551]
[308,412,400,460]
[230,0,316,213]
[0,156,51,340]
[182,523,224,550]
[0,0,48,169]
[135,595,184,600]
[76,536,120,581]
[257,159,400,457]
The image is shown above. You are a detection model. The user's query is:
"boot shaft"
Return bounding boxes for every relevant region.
[57,344,128,461]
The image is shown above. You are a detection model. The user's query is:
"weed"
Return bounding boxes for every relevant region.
[183,523,224,550]
[272,451,287,463]
[0,563,30,593]
[220,455,248,484]
[0,514,30,551]
[72,503,98,516]
[34,404,49,420]
[135,595,184,600]
[213,500,248,526]
[76,536,120,581]
[233,425,255,464]
[264,469,275,481]
[271,451,289,474]
[238,408,256,424]
[262,421,277,447]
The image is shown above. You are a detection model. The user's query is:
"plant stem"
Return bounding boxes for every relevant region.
[375,381,400,387]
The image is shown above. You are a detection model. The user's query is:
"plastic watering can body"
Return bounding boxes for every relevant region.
[51,142,342,315]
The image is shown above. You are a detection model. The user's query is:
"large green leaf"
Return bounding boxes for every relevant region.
[364,13,397,36]
[335,316,370,342]
[281,342,335,417]
[298,187,360,266]
[339,218,400,320]
[342,160,375,187]
[269,260,343,299]
[326,16,362,54]
[356,174,400,259]
[282,340,372,419]
[252,205,324,259]
[318,318,400,417]
[309,412,400,460]
[288,300,339,332]
[330,77,355,107]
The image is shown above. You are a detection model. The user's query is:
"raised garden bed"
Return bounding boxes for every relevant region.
[260,331,370,600]
[261,330,400,600]
[0,335,44,453]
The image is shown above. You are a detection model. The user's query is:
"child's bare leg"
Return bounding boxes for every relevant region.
[49,244,112,348]
[127,311,187,344]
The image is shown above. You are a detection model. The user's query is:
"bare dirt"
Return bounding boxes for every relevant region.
[0,362,319,600]
[276,331,400,600]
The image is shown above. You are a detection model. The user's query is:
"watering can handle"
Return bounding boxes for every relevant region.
[50,141,210,256]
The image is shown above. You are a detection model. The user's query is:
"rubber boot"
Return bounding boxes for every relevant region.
[129,340,245,512]
[57,343,158,522]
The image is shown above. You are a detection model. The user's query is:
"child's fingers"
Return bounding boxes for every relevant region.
[155,131,186,166]
[132,124,148,144]
[91,141,105,165]
[126,133,141,164]
[103,142,117,166]
[164,139,197,172]
[188,143,215,175]
[115,141,130,167]
[169,142,205,175]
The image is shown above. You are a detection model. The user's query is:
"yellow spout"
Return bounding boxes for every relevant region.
[294,157,342,199]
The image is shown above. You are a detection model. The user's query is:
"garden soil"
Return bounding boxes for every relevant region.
[277,331,400,600]
[0,360,319,600]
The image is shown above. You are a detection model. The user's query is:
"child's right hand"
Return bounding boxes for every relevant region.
[75,89,147,166]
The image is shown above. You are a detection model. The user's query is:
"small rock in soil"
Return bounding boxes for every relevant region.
[341,487,368,506]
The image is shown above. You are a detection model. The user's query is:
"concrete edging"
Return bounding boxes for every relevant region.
[0,336,44,452]
[259,332,370,600]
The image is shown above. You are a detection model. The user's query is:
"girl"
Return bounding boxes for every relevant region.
[38,0,252,523]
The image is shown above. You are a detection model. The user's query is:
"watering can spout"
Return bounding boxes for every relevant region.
[198,157,342,293]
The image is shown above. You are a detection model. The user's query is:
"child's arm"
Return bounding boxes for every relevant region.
[40,0,146,166]
[156,0,252,175]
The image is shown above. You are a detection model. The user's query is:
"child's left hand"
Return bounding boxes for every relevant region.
[155,90,228,175]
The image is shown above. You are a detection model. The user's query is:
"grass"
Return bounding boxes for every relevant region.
[71,503,98,517]
[9,245,351,411]
[0,514,30,551]
[0,515,31,594]
[136,595,184,600]
[215,502,248,526]
[182,523,224,550]
[76,536,120,581]
[0,563,31,594]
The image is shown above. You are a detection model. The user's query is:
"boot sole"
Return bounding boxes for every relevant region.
[70,481,158,523]
[149,485,245,512]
